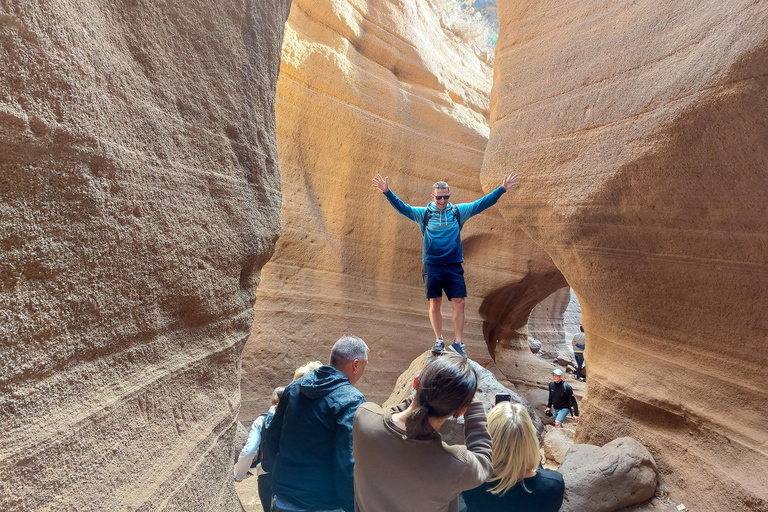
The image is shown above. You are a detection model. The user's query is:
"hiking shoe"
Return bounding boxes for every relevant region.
[431,338,445,355]
[449,341,467,358]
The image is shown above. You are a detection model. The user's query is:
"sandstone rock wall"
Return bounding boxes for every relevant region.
[0,1,290,510]
[241,0,561,417]
[485,1,768,510]
[528,286,582,365]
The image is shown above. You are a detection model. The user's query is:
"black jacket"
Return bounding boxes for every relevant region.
[547,380,579,416]
[263,366,365,512]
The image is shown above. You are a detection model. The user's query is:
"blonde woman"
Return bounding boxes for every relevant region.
[462,402,564,512]
[293,360,322,381]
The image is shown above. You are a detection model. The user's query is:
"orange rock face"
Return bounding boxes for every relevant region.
[240,0,561,417]
[485,1,768,510]
[0,2,289,510]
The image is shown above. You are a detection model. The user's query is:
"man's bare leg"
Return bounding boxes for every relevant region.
[429,297,443,340]
[451,297,465,343]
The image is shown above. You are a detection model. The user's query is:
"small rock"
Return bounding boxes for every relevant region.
[528,337,542,353]
[676,505,686,511]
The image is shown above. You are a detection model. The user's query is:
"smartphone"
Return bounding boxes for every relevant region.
[494,393,511,405]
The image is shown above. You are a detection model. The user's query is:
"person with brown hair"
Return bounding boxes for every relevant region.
[352,353,492,512]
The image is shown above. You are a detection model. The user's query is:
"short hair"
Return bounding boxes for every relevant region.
[271,386,285,405]
[580,325,584,332]
[485,402,541,495]
[329,335,369,367]
[293,361,323,381]
[405,353,478,439]
[432,181,449,192]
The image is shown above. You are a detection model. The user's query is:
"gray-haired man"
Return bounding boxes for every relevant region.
[263,335,369,512]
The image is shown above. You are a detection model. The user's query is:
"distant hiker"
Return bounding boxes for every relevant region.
[544,369,579,428]
[372,172,520,358]
[352,353,492,512]
[234,386,285,511]
[262,335,369,512]
[572,325,586,381]
[462,401,565,512]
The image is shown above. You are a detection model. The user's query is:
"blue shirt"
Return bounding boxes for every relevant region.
[383,186,506,264]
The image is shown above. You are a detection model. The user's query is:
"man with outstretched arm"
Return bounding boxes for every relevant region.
[372,172,519,358]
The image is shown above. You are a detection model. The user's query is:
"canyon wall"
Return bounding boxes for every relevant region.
[241,0,562,416]
[485,1,768,510]
[0,1,290,510]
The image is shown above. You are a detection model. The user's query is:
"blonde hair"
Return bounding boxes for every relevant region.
[293,361,322,381]
[486,402,541,495]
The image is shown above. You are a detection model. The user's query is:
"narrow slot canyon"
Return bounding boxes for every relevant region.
[2,1,767,512]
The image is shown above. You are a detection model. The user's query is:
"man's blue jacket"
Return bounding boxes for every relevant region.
[262,365,365,512]
[382,186,507,264]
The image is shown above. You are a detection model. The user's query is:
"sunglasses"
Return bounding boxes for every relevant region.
[433,195,450,200]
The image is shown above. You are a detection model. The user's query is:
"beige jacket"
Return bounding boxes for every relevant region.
[352,398,492,512]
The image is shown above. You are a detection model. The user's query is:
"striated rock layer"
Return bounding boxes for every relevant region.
[485,1,768,510]
[241,0,561,417]
[0,1,290,510]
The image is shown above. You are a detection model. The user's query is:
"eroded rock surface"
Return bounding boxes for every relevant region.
[241,0,560,418]
[486,1,768,510]
[0,1,289,509]
[528,287,582,366]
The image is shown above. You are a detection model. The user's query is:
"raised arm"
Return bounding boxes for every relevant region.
[502,171,519,191]
[455,172,520,224]
[371,173,389,193]
[372,174,426,224]
[455,398,493,491]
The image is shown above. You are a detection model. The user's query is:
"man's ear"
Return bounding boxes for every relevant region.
[454,407,468,419]
[353,358,360,374]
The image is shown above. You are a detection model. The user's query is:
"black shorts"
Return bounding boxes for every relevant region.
[422,263,466,300]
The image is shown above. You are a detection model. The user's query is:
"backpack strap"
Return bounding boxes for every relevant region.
[422,205,461,231]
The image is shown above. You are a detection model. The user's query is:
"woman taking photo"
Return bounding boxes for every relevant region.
[462,402,564,511]
[353,353,493,512]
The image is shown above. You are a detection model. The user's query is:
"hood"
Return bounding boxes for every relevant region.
[299,365,350,400]
[426,202,454,227]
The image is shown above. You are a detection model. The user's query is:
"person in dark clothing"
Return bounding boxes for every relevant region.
[544,369,579,428]
[262,335,370,512]
[462,401,564,512]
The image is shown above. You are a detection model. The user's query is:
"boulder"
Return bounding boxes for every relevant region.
[559,438,658,512]
[0,1,289,510]
[542,425,575,464]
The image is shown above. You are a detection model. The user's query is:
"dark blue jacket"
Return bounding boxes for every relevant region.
[262,366,365,512]
[382,186,506,264]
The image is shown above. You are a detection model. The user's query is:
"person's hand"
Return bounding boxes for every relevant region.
[544,407,551,414]
[573,415,579,422]
[372,174,389,193]
[502,172,519,190]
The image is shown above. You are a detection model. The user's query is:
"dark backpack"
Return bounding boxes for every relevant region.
[422,205,461,232]
[250,411,274,468]
[548,381,574,416]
